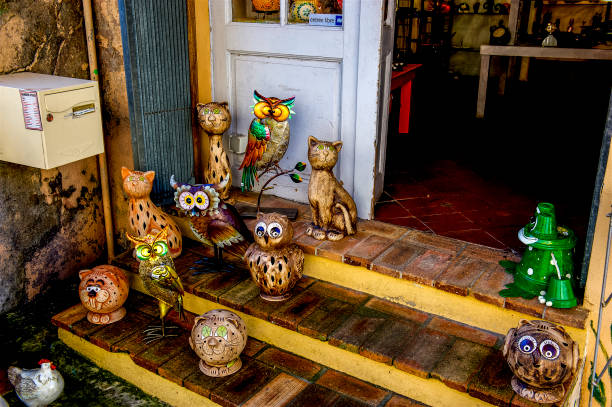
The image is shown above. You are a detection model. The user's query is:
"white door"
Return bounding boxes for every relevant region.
[210,0,394,219]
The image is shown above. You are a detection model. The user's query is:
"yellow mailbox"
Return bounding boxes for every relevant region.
[0,72,104,169]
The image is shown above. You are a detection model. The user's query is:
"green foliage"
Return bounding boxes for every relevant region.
[589,362,607,407]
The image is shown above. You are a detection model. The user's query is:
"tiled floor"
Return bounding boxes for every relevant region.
[375,160,535,252]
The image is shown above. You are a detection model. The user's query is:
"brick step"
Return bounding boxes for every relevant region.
[170,191,590,342]
[52,300,429,407]
[109,250,577,407]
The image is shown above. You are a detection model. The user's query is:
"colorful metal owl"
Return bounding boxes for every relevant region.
[503,320,579,403]
[239,90,295,191]
[127,228,184,344]
[171,175,252,266]
[245,212,304,301]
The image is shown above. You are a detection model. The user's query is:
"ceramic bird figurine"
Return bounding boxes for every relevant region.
[127,227,184,343]
[246,212,304,301]
[171,174,252,266]
[8,360,64,407]
[239,90,295,191]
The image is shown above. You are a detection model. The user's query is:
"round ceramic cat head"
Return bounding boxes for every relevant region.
[503,320,578,393]
[253,212,293,250]
[79,265,129,315]
[190,309,247,368]
[197,102,231,135]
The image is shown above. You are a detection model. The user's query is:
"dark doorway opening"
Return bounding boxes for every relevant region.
[378,60,611,261]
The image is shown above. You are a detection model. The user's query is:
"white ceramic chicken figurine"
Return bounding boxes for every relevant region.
[8,359,64,407]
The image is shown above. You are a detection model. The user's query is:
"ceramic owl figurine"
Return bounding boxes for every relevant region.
[189,309,247,377]
[245,212,304,301]
[197,101,232,200]
[171,174,252,266]
[127,227,184,343]
[79,265,130,324]
[122,167,182,258]
[503,320,579,403]
[239,90,295,191]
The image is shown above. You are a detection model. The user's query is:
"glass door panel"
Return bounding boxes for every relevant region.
[233,0,280,23]
[287,0,343,26]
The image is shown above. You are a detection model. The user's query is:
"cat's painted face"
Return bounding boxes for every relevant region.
[121,167,154,198]
[197,102,231,135]
[307,136,342,170]
[191,309,247,367]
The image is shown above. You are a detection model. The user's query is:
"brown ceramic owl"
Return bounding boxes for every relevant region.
[197,101,232,200]
[79,265,130,324]
[245,212,304,301]
[503,319,579,403]
[189,309,247,377]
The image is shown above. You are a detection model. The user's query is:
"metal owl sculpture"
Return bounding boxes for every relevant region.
[245,212,304,301]
[239,90,295,191]
[127,228,184,344]
[171,174,252,266]
[503,319,579,403]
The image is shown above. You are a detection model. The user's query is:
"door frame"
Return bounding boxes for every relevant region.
[209,0,392,219]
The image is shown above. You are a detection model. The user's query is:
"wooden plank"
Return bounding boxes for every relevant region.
[476,54,491,118]
[480,45,612,60]
[508,0,520,44]
[242,373,308,407]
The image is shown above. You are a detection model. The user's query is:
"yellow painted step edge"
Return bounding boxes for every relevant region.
[58,328,220,407]
[303,254,587,350]
[125,275,492,407]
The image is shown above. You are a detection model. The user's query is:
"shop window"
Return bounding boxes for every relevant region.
[288,0,342,25]
[233,0,281,23]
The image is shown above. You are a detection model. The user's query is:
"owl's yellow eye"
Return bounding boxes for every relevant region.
[194,190,210,210]
[272,104,290,121]
[253,101,270,119]
[136,245,152,260]
[179,192,195,210]
[153,241,168,256]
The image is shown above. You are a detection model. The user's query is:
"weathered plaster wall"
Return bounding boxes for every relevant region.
[0,0,105,313]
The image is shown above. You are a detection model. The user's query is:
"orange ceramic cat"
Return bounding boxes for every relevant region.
[121,167,182,258]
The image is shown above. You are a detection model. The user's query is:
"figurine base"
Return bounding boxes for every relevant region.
[511,376,564,403]
[260,292,292,302]
[87,307,126,325]
[199,358,242,377]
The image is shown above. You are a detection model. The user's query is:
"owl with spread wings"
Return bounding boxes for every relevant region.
[239,90,295,191]
[171,174,252,266]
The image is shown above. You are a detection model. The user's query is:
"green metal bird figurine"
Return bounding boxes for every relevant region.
[127,227,184,344]
[239,90,295,192]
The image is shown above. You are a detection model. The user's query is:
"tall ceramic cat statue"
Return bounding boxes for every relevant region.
[121,167,182,258]
[306,136,357,241]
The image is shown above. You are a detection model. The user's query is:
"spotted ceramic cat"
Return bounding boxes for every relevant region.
[306,136,357,241]
[121,167,182,258]
[503,319,579,403]
[189,309,247,377]
[197,102,232,200]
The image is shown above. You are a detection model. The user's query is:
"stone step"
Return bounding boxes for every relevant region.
[107,251,578,407]
[52,301,429,407]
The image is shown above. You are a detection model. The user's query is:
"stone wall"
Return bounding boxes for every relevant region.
[0,0,105,312]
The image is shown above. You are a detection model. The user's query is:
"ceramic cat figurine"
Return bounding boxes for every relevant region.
[306,136,357,241]
[121,167,182,258]
[197,102,232,200]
